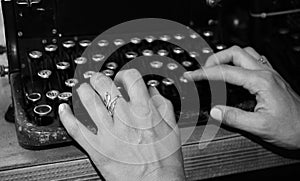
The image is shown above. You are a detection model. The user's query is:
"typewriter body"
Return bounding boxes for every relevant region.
[2,0,299,150]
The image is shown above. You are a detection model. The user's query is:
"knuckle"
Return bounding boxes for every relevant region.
[231,45,242,52]
[256,70,276,87]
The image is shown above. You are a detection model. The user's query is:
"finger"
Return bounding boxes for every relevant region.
[77,82,113,129]
[204,45,261,70]
[183,65,264,94]
[114,69,150,106]
[210,105,265,136]
[244,47,260,59]
[149,86,176,128]
[59,103,96,153]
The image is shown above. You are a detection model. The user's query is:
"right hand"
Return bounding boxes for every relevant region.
[184,46,300,150]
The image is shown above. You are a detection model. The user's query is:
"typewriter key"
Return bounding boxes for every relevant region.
[79,40,91,48]
[106,62,118,70]
[27,92,42,104]
[83,71,96,79]
[46,90,59,116]
[182,61,193,68]
[216,44,227,51]
[161,78,178,99]
[131,37,141,44]
[202,47,213,54]
[74,57,87,65]
[92,54,105,62]
[174,34,185,40]
[145,35,156,43]
[167,63,178,70]
[102,69,114,77]
[142,50,154,56]
[62,40,76,49]
[65,78,79,92]
[29,50,43,59]
[150,61,163,69]
[58,92,72,105]
[65,78,79,87]
[147,80,160,87]
[157,49,169,56]
[45,44,59,67]
[190,32,200,39]
[98,40,109,47]
[125,51,138,59]
[162,78,175,86]
[203,30,214,38]
[45,44,58,52]
[33,104,53,126]
[189,51,200,58]
[114,39,125,46]
[38,70,52,91]
[160,35,171,41]
[179,76,189,83]
[173,47,184,54]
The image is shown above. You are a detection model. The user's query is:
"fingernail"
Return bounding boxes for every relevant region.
[183,71,192,78]
[59,103,66,113]
[210,107,223,121]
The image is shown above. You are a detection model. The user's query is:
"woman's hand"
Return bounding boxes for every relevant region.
[184,45,300,149]
[59,69,185,181]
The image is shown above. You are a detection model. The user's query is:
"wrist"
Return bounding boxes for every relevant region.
[141,166,186,181]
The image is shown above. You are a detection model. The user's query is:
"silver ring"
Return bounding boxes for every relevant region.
[257,56,268,64]
[103,92,122,117]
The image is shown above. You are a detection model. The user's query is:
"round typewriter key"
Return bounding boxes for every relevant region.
[92,54,105,62]
[162,78,175,86]
[83,71,96,79]
[74,57,87,65]
[173,47,184,54]
[167,63,178,70]
[45,44,58,52]
[182,61,193,67]
[131,37,141,44]
[190,32,200,39]
[142,49,153,56]
[58,92,72,105]
[106,62,118,70]
[46,90,59,116]
[180,76,188,83]
[202,47,213,54]
[62,40,76,49]
[157,49,169,56]
[27,92,42,103]
[56,61,70,70]
[79,40,92,48]
[150,61,163,68]
[114,39,125,46]
[174,34,185,40]
[98,40,109,47]
[189,51,199,58]
[203,30,214,38]
[125,51,138,59]
[160,35,171,41]
[38,70,52,79]
[29,50,43,59]
[46,90,59,100]
[102,69,114,77]
[33,104,53,126]
[65,78,79,87]
[145,35,156,43]
[147,80,160,87]
[216,44,227,51]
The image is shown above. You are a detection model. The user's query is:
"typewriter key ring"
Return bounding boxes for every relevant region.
[103,92,123,117]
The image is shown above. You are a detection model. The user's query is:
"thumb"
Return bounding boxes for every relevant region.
[210,105,259,133]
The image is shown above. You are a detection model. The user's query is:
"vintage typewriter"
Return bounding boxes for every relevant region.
[1,0,261,150]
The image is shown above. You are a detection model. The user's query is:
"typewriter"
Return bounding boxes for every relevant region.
[5,0,292,150]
